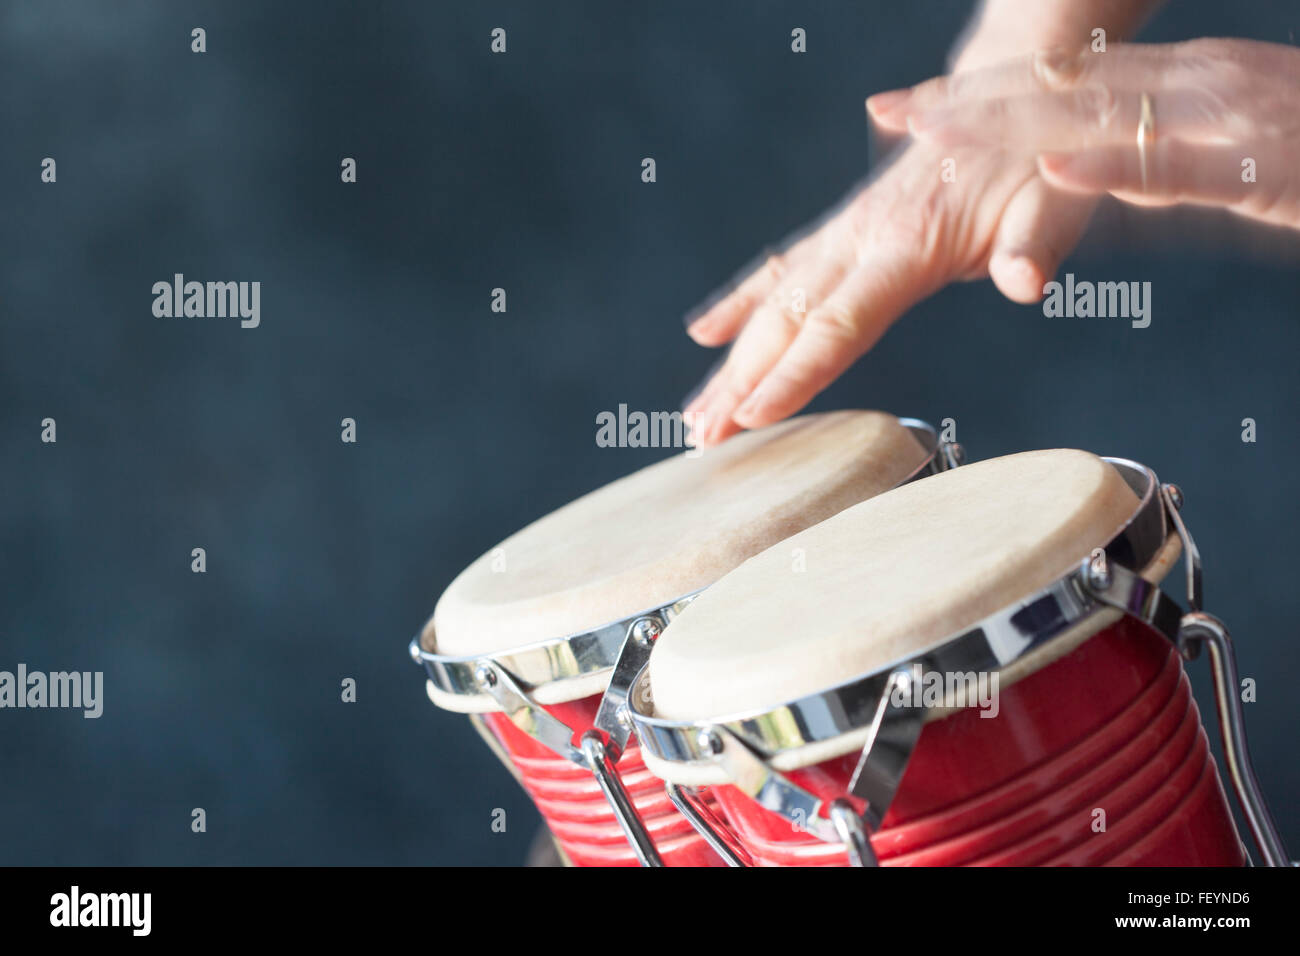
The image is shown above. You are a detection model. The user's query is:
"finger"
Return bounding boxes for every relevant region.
[1038,143,1298,225]
[684,244,848,419]
[988,177,1097,304]
[909,86,1239,152]
[681,352,728,416]
[731,255,929,429]
[691,259,849,445]
[869,42,1209,133]
[684,225,827,347]
[684,250,789,347]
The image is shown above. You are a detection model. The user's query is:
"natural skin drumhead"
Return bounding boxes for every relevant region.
[647,449,1142,722]
[428,411,930,661]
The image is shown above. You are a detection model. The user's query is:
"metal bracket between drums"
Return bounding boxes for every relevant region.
[593,615,667,761]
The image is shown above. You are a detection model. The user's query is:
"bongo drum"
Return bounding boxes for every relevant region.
[630,449,1291,867]
[409,410,962,866]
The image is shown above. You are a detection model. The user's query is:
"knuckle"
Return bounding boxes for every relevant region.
[762,253,787,283]
[1076,85,1119,140]
[1031,46,1089,92]
[759,291,808,331]
[925,73,956,103]
[808,299,860,339]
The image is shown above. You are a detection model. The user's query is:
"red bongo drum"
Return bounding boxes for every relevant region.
[630,450,1290,867]
[410,411,960,866]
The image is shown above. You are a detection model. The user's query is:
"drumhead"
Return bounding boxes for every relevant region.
[647,449,1156,724]
[428,411,931,678]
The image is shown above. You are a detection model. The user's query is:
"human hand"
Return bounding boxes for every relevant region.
[683,136,1096,447]
[882,40,1300,228]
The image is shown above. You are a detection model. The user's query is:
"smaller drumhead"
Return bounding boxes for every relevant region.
[648,449,1145,723]
[428,411,930,668]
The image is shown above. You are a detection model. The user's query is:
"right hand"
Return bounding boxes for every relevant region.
[684,125,1098,447]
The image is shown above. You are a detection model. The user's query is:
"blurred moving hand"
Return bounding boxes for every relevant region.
[683,1,1195,448]
[883,40,1300,229]
[683,137,1097,447]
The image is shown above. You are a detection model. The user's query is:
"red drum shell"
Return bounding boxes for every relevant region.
[711,615,1246,866]
[483,697,726,866]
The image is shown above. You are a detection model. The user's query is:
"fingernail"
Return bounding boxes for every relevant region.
[866,89,910,116]
[1037,152,1075,176]
[734,390,767,425]
[685,316,711,343]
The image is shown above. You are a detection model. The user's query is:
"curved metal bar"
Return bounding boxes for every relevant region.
[665,784,753,867]
[830,800,878,867]
[1177,613,1290,867]
[580,733,663,867]
[1161,482,1202,612]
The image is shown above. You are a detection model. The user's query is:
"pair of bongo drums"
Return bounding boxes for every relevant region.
[410,410,1289,867]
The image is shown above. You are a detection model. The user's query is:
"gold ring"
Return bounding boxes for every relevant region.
[1136,92,1155,192]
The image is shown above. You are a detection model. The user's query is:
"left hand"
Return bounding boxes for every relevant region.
[874,39,1300,229]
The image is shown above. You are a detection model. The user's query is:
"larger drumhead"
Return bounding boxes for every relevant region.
[648,449,1149,723]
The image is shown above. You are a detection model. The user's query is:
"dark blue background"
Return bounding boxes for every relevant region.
[2,1,1296,865]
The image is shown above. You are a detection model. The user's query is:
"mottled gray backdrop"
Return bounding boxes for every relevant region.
[2,1,1297,864]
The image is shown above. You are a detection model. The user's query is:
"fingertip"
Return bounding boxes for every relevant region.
[732,378,808,430]
[685,317,726,346]
[685,321,715,345]
[708,419,746,446]
[686,297,749,346]
[730,403,768,430]
[866,91,912,132]
[866,89,910,116]
[989,251,1050,305]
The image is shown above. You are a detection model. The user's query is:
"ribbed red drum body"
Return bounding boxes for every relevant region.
[713,616,1246,866]
[483,697,725,866]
